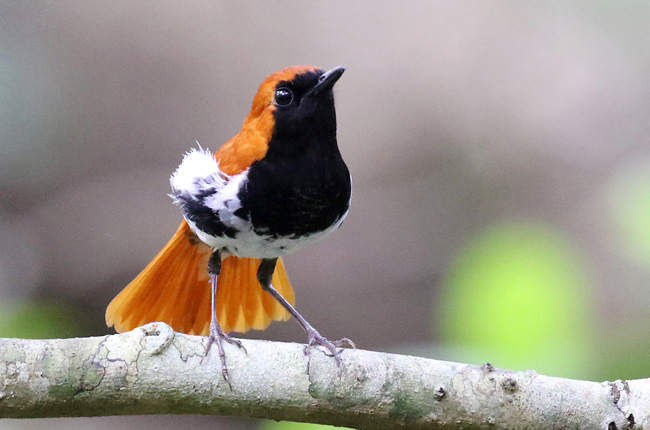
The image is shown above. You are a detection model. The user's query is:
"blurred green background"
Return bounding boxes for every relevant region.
[3,1,650,429]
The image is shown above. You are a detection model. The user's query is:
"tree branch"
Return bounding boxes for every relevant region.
[0,322,645,429]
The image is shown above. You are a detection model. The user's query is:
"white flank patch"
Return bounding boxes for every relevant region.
[204,171,249,228]
[170,147,228,197]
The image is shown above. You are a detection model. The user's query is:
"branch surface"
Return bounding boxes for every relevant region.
[0,322,645,429]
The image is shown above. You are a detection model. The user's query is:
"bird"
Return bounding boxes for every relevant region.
[105,65,353,386]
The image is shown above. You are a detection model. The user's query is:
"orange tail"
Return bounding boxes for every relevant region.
[106,221,295,335]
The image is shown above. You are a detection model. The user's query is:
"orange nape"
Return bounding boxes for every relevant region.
[212,65,320,176]
[105,222,295,335]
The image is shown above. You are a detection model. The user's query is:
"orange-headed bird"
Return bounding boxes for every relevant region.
[106,65,352,385]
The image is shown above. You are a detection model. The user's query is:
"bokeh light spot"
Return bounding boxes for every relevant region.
[438,222,594,378]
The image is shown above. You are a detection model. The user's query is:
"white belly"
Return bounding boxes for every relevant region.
[186,211,346,258]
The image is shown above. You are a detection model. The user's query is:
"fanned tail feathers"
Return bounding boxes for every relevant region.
[105,221,295,335]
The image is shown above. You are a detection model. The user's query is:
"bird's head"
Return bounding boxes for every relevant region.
[245,65,345,140]
[215,65,346,174]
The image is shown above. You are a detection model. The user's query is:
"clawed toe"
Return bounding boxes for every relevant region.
[222,334,247,354]
[332,337,355,349]
[304,330,355,372]
[202,325,246,390]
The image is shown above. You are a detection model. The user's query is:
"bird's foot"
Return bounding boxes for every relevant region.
[304,329,355,374]
[201,321,246,389]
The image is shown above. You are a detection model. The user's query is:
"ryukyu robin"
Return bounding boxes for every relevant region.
[106,65,353,386]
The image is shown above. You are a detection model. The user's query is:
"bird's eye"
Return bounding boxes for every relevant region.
[274,88,293,106]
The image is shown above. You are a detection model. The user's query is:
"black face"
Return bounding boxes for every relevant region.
[271,70,338,142]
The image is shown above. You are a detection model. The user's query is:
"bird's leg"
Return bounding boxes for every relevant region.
[202,250,246,389]
[257,258,355,371]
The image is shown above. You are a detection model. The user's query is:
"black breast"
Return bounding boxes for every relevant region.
[235,150,351,239]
